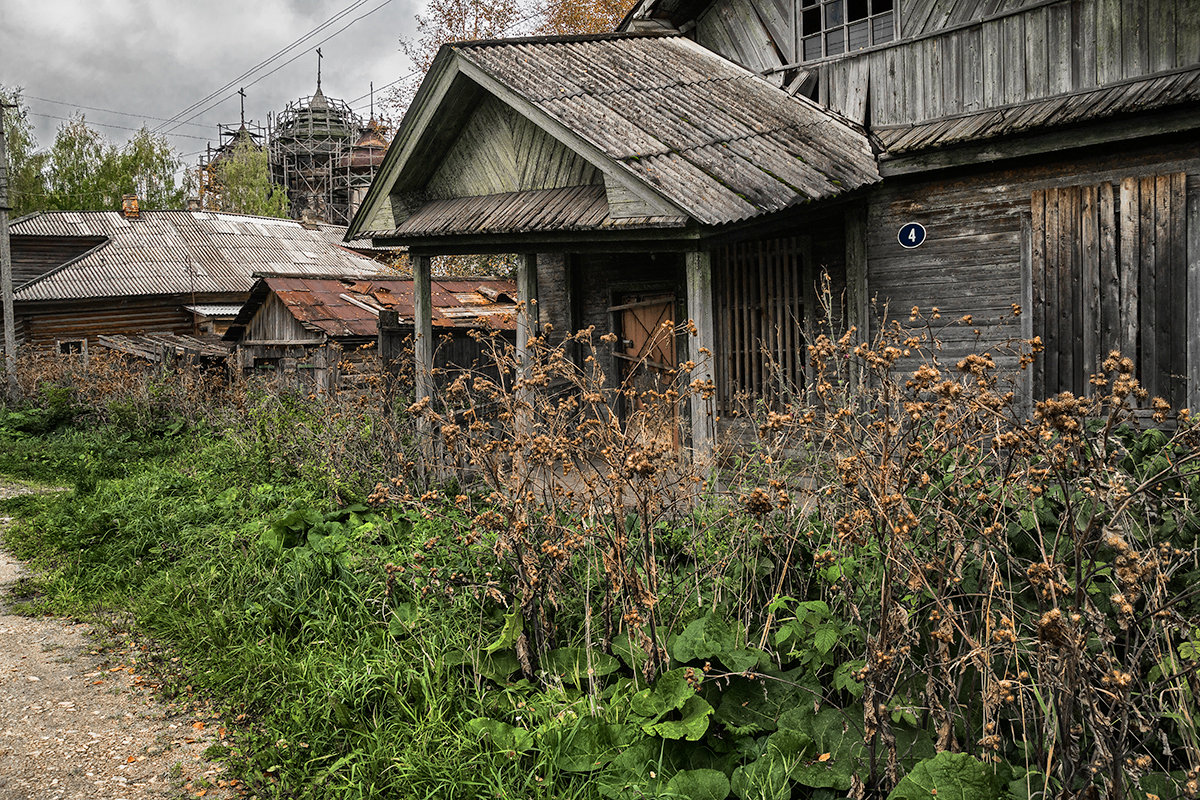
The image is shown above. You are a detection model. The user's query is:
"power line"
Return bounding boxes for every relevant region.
[155,0,383,135]
[22,96,211,131]
[26,111,211,142]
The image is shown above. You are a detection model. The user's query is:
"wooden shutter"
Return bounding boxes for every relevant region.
[1031,173,1187,406]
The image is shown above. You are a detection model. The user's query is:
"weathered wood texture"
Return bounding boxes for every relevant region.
[686,250,717,461]
[14,294,237,350]
[869,141,1200,400]
[826,0,1198,127]
[244,293,323,343]
[683,0,1198,130]
[425,95,601,200]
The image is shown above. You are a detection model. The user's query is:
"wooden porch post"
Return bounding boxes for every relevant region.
[516,253,539,433]
[413,254,434,445]
[686,250,716,469]
[1188,186,1199,412]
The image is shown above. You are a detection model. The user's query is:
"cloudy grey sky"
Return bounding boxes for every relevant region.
[1,0,426,167]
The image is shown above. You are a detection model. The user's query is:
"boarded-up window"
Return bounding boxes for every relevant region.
[1031,174,1188,406]
[713,237,812,414]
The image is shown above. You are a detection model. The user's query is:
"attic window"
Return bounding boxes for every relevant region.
[801,0,896,61]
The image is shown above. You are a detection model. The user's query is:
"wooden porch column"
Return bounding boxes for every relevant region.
[1188,185,1200,412]
[515,253,539,433]
[686,250,716,467]
[413,254,434,442]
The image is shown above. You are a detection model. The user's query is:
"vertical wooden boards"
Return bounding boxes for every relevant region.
[962,25,984,113]
[1045,187,1062,394]
[1095,0,1123,85]
[1048,1,1073,95]
[1021,211,1035,414]
[982,20,1004,109]
[1138,176,1159,398]
[1032,190,1047,398]
[1148,0,1177,74]
[1188,177,1200,411]
[844,58,871,124]
[1081,183,1100,390]
[1059,185,1079,395]
[1099,182,1120,363]
[1124,0,1151,79]
[1002,12,1027,106]
[1119,177,1141,368]
[1180,0,1200,68]
[685,250,716,464]
[1167,173,1187,405]
[1025,5,1050,100]
[1073,0,1098,90]
[846,205,869,345]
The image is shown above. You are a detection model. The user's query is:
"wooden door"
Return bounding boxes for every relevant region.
[612,292,679,448]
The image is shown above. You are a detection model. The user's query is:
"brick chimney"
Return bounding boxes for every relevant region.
[121,194,141,219]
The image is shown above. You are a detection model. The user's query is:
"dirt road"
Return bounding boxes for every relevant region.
[0,480,237,799]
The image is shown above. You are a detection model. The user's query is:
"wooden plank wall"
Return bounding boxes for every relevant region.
[244,293,323,343]
[425,95,602,200]
[822,0,1199,127]
[17,295,233,350]
[869,141,1200,400]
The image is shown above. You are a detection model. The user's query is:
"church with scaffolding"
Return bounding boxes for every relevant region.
[198,60,389,226]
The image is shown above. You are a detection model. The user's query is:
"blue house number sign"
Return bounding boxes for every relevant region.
[898,222,927,248]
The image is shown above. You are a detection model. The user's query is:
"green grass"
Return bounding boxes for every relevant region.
[0,424,590,799]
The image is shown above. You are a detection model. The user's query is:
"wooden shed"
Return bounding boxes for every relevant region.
[224,275,517,392]
[347,0,1200,462]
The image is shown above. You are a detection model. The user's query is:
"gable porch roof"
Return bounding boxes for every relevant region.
[348,32,880,249]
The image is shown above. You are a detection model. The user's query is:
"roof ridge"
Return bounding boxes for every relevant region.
[451,30,677,50]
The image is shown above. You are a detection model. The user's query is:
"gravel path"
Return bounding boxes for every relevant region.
[0,480,238,800]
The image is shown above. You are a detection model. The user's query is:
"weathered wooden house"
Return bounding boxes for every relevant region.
[224,275,517,391]
[6,208,382,353]
[347,0,1200,460]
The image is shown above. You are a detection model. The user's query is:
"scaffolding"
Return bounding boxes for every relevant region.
[268,88,361,225]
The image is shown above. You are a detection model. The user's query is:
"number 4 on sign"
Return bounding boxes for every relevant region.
[898,222,927,249]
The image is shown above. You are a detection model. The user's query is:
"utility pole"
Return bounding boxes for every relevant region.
[0,101,19,402]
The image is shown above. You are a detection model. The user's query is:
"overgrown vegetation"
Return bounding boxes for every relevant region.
[0,308,1197,800]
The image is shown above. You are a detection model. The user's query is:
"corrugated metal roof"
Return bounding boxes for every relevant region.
[875,69,1200,155]
[11,210,382,302]
[229,276,518,341]
[184,304,243,318]
[453,35,879,226]
[385,185,686,238]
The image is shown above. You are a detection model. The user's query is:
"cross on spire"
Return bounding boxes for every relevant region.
[238,88,246,127]
[316,48,323,91]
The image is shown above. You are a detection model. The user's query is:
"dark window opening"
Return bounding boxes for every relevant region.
[800,0,897,60]
[58,339,86,356]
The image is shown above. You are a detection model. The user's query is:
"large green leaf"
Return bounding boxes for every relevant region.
[674,614,736,664]
[888,752,1002,800]
[778,706,865,790]
[731,756,792,800]
[632,669,701,719]
[647,695,714,741]
[599,737,678,799]
[485,607,523,654]
[542,647,621,687]
[663,768,731,800]
[466,717,534,753]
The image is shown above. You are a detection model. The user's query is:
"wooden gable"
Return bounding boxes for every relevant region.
[425,96,603,200]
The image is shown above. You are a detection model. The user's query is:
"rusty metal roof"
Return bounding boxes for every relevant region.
[228,275,518,341]
[453,35,880,226]
[12,211,382,302]
[875,69,1200,156]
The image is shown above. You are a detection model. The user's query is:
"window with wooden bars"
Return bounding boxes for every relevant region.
[1030,173,1189,407]
[713,237,813,414]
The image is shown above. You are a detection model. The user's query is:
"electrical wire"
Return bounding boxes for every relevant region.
[26,111,211,141]
[22,95,211,131]
[155,0,386,135]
